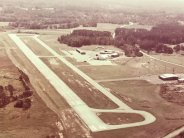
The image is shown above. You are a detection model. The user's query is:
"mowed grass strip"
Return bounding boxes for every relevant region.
[41,57,119,109]
[20,36,53,56]
[98,112,144,125]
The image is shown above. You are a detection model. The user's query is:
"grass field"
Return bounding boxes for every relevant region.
[96,80,184,138]
[20,36,53,56]
[152,54,184,66]
[79,55,184,80]
[0,49,59,138]
[98,112,144,125]
[41,57,118,109]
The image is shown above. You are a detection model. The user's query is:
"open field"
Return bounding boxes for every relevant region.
[0,22,9,27]
[98,113,144,125]
[98,80,184,138]
[0,48,59,138]
[160,83,184,106]
[20,23,122,35]
[152,54,184,66]
[41,57,118,109]
[120,22,152,31]
[79,55,184,81]
[20,36,53,56]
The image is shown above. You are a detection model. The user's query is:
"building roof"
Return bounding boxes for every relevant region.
[159,74,178,79]
[178,78,184,81]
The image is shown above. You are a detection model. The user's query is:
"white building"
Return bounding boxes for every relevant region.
[159,74,178,81]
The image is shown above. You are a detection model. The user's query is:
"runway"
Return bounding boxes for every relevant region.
[9,34,156,132]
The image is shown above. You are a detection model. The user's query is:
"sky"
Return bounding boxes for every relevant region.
[50,0,184,10]
[51,0,184,6]
[8,0,184,6]
[54,0,184,11]
[3,0,184,11]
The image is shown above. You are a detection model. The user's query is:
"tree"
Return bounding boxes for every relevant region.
[136,52,143,57]
[23,98,32,110]
[139,40,157,52]
[14,100,23,108]
[23,90,33,98]
[0,86,3,93]
[174,45,181,52]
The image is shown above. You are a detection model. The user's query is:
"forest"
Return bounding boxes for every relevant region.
[58,30,114,47]
[58,23,184,57]
[115,23,184,54]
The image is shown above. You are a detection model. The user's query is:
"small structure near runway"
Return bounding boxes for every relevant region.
[159,74,179,81]
[76,48,86,55]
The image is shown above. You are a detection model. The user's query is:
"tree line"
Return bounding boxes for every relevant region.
[115,23,184,54]
[58,23,184,57]
[58,29,143,57]
[58,30,114,47]
[0,69,32,109]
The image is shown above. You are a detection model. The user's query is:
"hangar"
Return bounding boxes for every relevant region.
[159,74,179,81]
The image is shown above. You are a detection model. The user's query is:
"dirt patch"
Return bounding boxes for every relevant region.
[98,112,144,125]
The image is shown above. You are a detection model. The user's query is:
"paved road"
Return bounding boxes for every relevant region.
[163,126,184,138]
[9,34,156,132]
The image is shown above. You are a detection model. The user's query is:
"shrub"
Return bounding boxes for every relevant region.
[23,98,32,110]
[14,100,23,108]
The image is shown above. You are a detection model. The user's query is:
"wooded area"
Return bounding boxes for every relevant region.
[58,23,184,57]
[115,23,184,54]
